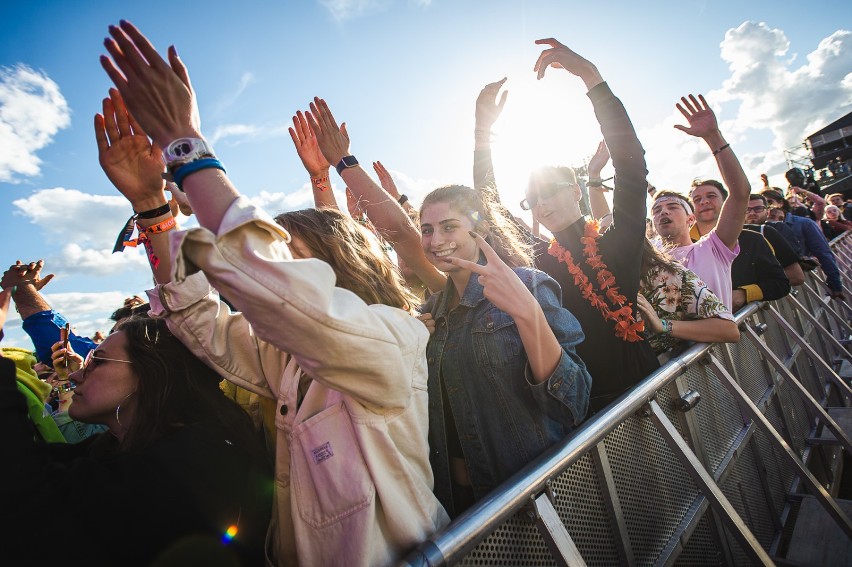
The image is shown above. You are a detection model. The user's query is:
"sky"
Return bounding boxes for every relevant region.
[1,0,850,348]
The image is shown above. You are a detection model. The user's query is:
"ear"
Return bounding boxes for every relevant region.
[686,213,696,228]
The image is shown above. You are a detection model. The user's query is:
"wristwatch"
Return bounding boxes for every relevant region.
[335,155,359,176]
[163,137,215,170]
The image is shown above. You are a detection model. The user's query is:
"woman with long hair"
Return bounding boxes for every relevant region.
[1,316,273,566]
[418,183,591,517]
[97,22,447,566]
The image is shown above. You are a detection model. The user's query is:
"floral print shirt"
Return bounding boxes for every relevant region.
[641,261,733,354]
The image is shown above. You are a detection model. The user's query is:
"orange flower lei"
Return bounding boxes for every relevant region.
[548,220,645,342]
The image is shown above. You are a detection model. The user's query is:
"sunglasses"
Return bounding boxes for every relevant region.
[78,348,134,380]
[520,182,574,211]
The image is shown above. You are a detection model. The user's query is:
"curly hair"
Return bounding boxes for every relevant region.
[274,207,420,314]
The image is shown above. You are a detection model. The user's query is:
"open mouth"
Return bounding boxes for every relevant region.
[658,217,673,226]
[433,248,455,258]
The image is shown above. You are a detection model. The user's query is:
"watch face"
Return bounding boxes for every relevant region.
[166,138,212,164]
[171,140,194,158]
[342,155,358,167]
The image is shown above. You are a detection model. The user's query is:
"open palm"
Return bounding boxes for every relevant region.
[95,90,166,205]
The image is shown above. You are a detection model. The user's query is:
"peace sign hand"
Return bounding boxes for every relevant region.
[447,232,536,319]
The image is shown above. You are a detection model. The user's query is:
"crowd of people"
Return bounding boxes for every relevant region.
[1,21,849,566]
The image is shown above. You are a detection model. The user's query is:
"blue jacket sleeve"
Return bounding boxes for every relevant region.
[523,270,592,426]
[801,220,843,292]
[21,310,97,366]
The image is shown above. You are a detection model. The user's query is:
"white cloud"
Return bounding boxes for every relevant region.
[643,22,852,195]
[249,188,318,215]
[209,122,289,146]
[13,188,130,245]
[11,187,180,276]
[0,64,71,182]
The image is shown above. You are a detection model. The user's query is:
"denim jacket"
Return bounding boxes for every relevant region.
[422,264,591,515]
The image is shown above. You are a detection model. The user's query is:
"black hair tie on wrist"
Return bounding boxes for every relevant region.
[135,203,172,219]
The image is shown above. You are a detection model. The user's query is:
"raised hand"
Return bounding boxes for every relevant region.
[533,39,603,89]
[1,260,55,292]
[51,338,83,382]
[95,88,167,211]
[587,140,610,179]
[306,97,350,167]
[372,161,400,199]
[100,20,201,147]
[475,78,508,131]
[289,110,330,178]
[760,173,770,188]
[447,232,535,319]
[673,94,719,140]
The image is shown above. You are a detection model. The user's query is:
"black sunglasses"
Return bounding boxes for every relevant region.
[520,182,574,211]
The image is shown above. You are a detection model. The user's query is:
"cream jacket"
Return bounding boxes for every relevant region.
[147,197,449,566]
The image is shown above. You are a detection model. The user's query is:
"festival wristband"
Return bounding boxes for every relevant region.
[172,158,226,191]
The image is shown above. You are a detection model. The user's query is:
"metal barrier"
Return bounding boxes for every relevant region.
[404,230,852,566]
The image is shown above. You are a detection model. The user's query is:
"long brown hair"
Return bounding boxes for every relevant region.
[420,184,533,268]
[274,207,420,314]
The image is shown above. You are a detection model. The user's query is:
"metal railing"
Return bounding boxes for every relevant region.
[404,230,852,566]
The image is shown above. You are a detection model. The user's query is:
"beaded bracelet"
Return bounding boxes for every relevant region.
[712,143,731,156]
[172,158,227,191]
[311,175,330,192]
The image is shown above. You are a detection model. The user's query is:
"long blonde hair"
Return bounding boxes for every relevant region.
[274,208,420,314]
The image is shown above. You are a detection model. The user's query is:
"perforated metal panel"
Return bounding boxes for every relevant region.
[604,417,699,565]
[684,364,744,474]
[675,514,725,566]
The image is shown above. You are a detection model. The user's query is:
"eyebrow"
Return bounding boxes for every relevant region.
[421,218,462,228]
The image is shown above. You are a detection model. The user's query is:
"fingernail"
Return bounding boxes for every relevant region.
[468,231,478,238]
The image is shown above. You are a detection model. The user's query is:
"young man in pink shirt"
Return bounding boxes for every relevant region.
[651,95,750,310]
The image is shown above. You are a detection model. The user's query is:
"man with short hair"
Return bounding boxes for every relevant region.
[759,188,845,299]
[651,95,750,310]
[690,181,792,310]
[743,194,805,286]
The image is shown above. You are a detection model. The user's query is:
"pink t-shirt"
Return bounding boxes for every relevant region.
[669,230,740,310]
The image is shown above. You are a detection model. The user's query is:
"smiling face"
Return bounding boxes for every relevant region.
[651,195,694,243]
[525,169,582,233]
[68,331,138,429]
[420,201,480,274]
[690,184,725,225]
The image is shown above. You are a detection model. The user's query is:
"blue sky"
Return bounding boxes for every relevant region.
[1,0,850,347]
